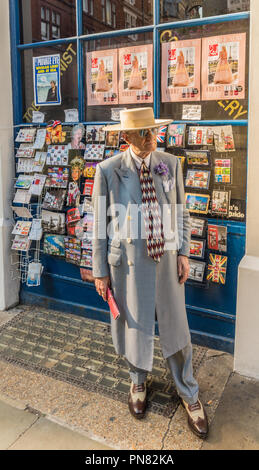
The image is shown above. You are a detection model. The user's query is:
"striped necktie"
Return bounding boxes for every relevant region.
[139,161,165,262]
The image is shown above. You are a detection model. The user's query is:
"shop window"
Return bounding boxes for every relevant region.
[83,31,153,121]
[112,3,116,28]
[159,19,249,121]
[52,11,61,39]
[124,9,137,28]
[160,0,250,23]
[21,44,78,123]
[83,0,94,15]
[106,0,112,25]
[82,0,153,35]
[19,0,76,44]
[41,7,50,41]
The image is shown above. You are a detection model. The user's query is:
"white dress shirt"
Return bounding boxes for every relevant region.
[130,147,151,170]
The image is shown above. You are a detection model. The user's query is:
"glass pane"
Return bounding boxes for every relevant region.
[83,32,153,121]
[82,0,153,35]
[41,7,45,20]
[41,22,48,41]
[21,43,78,123]
[160,19,249,121]
[160,0,250,23]
[19,0,76,44]
[52,25,60,39]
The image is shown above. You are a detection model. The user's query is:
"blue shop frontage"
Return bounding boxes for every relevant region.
[10,0,250,354]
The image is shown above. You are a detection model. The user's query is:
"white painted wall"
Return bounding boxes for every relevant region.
[0,0,20,310]
[234,0,259,379]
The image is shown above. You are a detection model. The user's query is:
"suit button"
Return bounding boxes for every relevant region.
[127,238,132,244]
[127,260,133,266]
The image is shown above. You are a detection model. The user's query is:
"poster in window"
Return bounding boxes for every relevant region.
[118,44,153,104]
[86,49,118,106]
[33,54,61,106]
[161,39,201,103]
[202,33,246,101]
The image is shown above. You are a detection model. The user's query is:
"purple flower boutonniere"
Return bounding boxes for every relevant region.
[154,161,174,193]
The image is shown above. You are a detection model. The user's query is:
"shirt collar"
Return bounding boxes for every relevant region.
[129,147,151,170]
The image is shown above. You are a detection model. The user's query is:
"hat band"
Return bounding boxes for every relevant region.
[121,117,156,128]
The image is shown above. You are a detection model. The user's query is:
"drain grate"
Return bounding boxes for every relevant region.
[0,306,207,417]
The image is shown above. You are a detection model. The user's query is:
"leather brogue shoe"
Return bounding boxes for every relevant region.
[128,382,147,419]
[181,398,209,439]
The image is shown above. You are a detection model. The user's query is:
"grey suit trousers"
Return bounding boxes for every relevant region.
[125,343,199,405]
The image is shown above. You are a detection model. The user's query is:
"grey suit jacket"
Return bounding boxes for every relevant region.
[92,149,191,371]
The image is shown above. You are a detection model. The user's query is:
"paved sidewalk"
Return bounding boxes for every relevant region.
[0,306,258,450]
[0,398,112,450]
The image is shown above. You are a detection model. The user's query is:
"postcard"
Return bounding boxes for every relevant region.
[43,234,65,257]
[104,149,120,159]
[86,49,118,106]
[185,193,210,214]
[33,54,61,106]
[207,254,228,284]
[45,166,69,188]
[167,124,186,148]
[42,189,66,211]
[28,219,43,241]
[185,150,211,167]
[42,210,66,234]
[213,126,235,152]
[190,239,205,259]
[11,235,31,252]
[190,217,206,238]
[118,44,153,104]
[185,169,211,189]
[208,224,227,252]
[15,128,36,143]
[33,129,47,149]
[188,259,206,283]
[46,145,69,166]
[161,39,201,102]
[11,206,33,218]
[214,158,232,183]
[86,125,105,143]
[30,174,47,196]
[16,145,35,159]
[13,189,31,205]
[211,190,230,216]
[202,33,246,101]
[15,175,34,190]
[105,131,120,148]
[84,144,105,160]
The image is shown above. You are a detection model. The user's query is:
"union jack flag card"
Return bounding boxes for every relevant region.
[157,125,168,144]
[207,253,227,284]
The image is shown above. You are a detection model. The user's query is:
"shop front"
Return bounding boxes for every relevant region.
[2,0,258,375]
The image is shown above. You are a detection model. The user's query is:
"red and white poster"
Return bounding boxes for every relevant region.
[161,39,201,103]
[202,33,246,101]
[118,44,153,104]
[86,49,118,106]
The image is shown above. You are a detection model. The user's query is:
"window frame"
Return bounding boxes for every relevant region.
[11,0,250,126]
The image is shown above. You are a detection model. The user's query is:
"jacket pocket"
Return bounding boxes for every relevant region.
[108,238,121,248]
[107,246,122,266]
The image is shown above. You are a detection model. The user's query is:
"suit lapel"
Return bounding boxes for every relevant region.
[150,152,169,206]
[114,148,143,205]
[114,149,170,206]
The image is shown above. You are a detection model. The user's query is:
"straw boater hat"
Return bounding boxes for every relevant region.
[102,107,173,132]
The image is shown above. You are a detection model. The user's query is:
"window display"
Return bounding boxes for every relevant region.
[11,0,250,352]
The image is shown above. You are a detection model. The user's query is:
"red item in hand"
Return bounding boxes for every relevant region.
[107,288,120,320]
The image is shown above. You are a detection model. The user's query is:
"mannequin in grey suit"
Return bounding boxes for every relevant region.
[92,108,208,438]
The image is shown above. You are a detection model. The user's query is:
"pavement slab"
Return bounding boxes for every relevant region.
[202,373,259,450]
[0,306,245,450]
